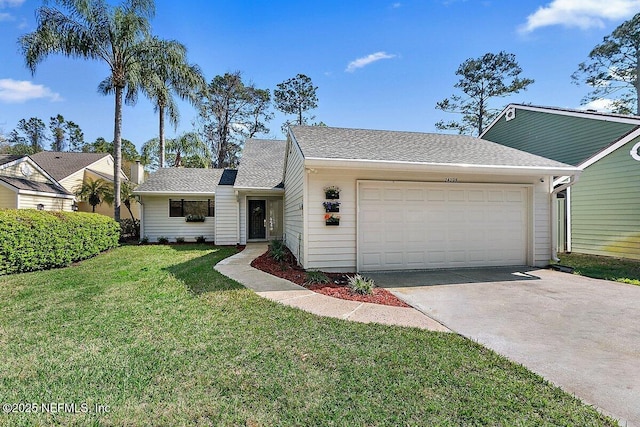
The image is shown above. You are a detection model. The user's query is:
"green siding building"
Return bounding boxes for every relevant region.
[483,104,640,260]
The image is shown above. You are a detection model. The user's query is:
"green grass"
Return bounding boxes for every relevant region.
[558,252,640,286]
[0,245,616,426]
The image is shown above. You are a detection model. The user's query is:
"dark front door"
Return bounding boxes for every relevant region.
[248,200,266,239]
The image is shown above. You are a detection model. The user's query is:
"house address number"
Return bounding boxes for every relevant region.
[444,177,458,183]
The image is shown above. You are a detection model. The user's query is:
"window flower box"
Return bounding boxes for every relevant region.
[185,214,206,223]
[323,185,340,199]
[325,213,340,226]
[323,201,340,212]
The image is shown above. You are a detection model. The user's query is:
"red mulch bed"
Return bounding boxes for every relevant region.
[250,249,409,308]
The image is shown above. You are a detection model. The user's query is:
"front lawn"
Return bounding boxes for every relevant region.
[558,252,640,286]
[0,245,616,426]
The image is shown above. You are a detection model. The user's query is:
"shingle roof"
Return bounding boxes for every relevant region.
[0,175,72,195]
[0,154,22,167]
[234,139,286,189]
[134,168,224,193]
[289,126,574,169]
[30,151,110,181]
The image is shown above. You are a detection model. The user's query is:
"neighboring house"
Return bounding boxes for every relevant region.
[30,151,138,219]
[482,104,640,260]
[136,127,579,272]
[0,154,75,211]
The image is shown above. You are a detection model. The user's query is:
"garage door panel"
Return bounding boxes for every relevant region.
[359,182,528,270]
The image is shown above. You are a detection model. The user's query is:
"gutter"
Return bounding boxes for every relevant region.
[550,174,580,262]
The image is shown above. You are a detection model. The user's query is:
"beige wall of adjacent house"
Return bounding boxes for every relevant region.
[283,140,305,265]
[300,167,552,272]
[140,195,215,242]
[64,166,140,220]
[0,185,17,209]
[17,194,73,211]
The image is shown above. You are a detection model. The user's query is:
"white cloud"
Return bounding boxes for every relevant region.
[520,0,640,33]
[0,0,25,7]
[391,2,401,8]
[0,12,13,21]
[345,52,397,73]
[579,99,616,112]
[0,79,62,103]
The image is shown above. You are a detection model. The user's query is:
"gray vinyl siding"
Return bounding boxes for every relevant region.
[283,139,305,266]
[141,195,215,243]
[214,185,238,245]
[571,137,640,259]
[483,108,636,166]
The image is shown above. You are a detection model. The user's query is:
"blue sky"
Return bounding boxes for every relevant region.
[1,0,639,152]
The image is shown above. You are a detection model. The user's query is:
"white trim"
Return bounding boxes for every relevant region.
[631,140,640,161]
[578,128,640,169]
[304,157,579,176]
[566,186,572,252]
[133,191,216,196]
[231,186,284,192]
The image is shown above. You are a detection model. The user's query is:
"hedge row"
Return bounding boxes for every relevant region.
[0,210,120,275]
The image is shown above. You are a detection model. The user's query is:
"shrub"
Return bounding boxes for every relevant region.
[0,209,119,275]
[305,270,330,285]
[347,274,375,295]
[195,235,207,243]
[157,236,169,244]
[140,236,149,244]
[175,237,185,243]
[119,218,140,241]
[269,239,286,262]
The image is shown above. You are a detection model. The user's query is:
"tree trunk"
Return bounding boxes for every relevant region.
[159,104,165,168]
[113,86,123,222]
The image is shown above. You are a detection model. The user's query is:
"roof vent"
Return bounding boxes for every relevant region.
[505,107,516,121]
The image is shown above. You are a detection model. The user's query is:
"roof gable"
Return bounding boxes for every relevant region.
[482,104,640,166]
[234,139,286,189]
[30,151,111,181]
[134,168,224,194]
[289,126,573,170]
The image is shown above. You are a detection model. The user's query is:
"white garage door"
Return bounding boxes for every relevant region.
[358,181,528,271]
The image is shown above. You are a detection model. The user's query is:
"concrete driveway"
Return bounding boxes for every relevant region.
[368,267,640,426]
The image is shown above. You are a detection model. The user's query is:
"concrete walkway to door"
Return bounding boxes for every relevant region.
[368,267,640,426]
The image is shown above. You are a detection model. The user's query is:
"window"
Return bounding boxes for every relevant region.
[169,199,214,217]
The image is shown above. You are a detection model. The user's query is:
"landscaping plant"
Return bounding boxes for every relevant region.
[305,270,330,285]
[0,209,119,275]
[348,274,375,295]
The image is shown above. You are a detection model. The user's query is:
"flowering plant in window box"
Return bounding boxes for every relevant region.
[324,213,340,226]
[322,201,341,212]
[323,185,340,199]
[185,214,206,222]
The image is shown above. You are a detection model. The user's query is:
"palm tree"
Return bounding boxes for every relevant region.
[74,178,111,213]
[139,41,204,168]
[104,180,137,220]
[99,38,205,168]
[19,0,158,222]
[141,132,210,169]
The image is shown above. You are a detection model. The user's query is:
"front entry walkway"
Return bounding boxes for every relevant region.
[214,243,448,332]
[369,268,640,426]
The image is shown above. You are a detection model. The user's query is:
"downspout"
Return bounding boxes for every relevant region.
[137,196,144,242]
[235,190,240,245]
[551,175,580,262]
